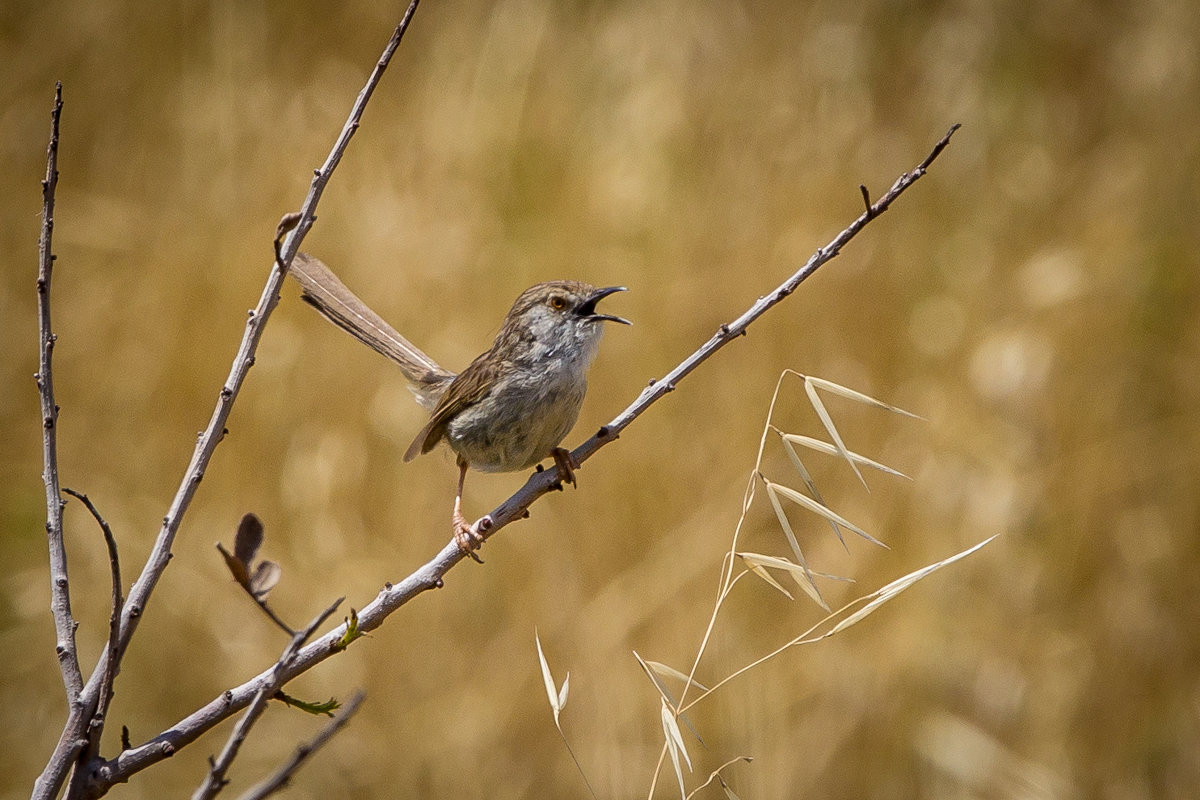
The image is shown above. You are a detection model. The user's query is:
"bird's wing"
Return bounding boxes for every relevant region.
[403,350,501,462]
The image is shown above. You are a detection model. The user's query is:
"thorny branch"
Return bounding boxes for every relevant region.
[479,124,963,542]
[235,691,366,800]
[32,3,423,799]
[90,123,961,788]
[33,81,100,798]
[60,489,123,800]
[36,81,82,704]
[192,599,345,800]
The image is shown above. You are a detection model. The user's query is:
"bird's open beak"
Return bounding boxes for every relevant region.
[579,286,631,325]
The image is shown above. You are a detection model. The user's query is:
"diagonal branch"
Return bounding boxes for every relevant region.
[90,123,961,788]
[32,5,423,799]
[105,0,422,683]
[475,122,964,543]
[235,690,366,800]
[192,599,344,800]
[36,81,83,705]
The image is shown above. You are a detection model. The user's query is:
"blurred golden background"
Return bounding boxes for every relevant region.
[2,0,1198,797]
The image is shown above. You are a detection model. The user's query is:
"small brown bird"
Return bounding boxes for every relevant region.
[291,253,629,557]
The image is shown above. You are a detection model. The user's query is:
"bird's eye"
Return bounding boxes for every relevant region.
[549,295,567,310]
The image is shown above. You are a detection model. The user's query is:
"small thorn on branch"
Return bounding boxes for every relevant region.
[860,184,875,218]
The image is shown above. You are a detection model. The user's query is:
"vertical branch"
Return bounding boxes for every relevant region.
[34,5,424,799]
[36,81,83,704]
[60,489,124,800]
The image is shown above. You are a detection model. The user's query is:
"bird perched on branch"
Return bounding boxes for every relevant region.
[290,253,629,559]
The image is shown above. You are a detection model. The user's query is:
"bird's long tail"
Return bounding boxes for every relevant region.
[290,252,454,409]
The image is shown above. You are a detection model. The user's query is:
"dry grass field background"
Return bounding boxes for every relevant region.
[2,1,1198,798]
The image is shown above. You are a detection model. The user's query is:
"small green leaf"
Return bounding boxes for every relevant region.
[335,608,362,650]
[273,690,340,717]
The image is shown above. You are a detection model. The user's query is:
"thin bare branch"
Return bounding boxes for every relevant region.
[35,6,424,799]
[36,80,82,703]
[469,123,962,550]
[192,599,344,800]
[88,124,960,790]
[61,489,123,800]
[31,82,96,800]
[235,690,366,800]
[107,0,420,679]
